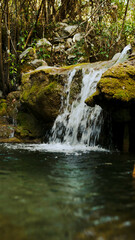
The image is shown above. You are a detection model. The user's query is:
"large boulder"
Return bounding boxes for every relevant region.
[20,63,92,125]
[85,53,135,152]
[20,67,65,124]
[85,54,135,115]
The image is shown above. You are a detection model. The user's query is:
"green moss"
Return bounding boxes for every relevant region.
[97,63,135,102]
[85,90,100,106]
[102,63,135,80]
[38,81,58,95]
[86,62,135,106]
[0,99,7,116]
[22,62,90,78]
[21,72,31,84]
[16,112,42,138]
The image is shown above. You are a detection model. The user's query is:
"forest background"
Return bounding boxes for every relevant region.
[0,0,135,95]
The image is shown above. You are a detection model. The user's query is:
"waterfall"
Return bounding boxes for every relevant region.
[49,44,131,147]
[49,68,105,146]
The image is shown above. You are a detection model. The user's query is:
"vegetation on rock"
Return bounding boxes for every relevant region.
[20,69,64,122]
[86,57,135,106]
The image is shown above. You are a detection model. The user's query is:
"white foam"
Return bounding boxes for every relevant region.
[3,143,109,153]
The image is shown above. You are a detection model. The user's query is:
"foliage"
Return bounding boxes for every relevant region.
[0,0,135,94]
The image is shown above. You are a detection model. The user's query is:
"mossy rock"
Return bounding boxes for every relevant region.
[0,99,7,116]
[86,62,135,108]
[20,68,64,122]
[99,63,135,102]
[6,91,21,123]
[0,124,14,138]
[0,137,21,143]
[15,112,42,139]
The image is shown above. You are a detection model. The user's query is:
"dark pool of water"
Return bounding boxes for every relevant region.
[0,144,135,240]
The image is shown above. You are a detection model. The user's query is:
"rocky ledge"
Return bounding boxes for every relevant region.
[85,53,135,152]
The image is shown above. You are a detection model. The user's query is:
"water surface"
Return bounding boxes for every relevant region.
[0,144,135,240]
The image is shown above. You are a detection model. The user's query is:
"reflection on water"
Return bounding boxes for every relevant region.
[0,144,135,240]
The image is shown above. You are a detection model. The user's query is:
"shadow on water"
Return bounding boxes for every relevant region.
[0,144,135,240]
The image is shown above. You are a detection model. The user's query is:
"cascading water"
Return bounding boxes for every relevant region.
[49,44,131,148]
[50,68,105,146]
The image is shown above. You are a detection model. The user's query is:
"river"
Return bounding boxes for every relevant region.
[0,143,135,240]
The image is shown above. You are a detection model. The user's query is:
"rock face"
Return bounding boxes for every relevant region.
[20,67,64,124]
[0,98,18,143]
[85,53,135,152]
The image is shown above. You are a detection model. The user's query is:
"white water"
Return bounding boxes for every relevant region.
[4,142,108,153]
[50,68,105,146]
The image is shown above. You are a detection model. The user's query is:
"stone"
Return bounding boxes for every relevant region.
[73,33,83,42]
[29,59,47,69]
[19,47,36,61]
[66,38,73,48]
[59,22,68,27]
[15,112,42,139]
[66,45,76,55]
[19,47,37,73]
[20,67,64,123]
[36,38,52,48]
[85,61,135,108]
[85,53,135,152]
[64,25,78,34]
[6,91,20,121]
[67,54,76,60]
[54,44,65,52]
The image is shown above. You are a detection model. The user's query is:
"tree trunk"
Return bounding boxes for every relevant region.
[6,0,11,91]
[0,2,5,94]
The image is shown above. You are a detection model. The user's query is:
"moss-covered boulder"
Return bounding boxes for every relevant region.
[15,112,42,140]
[0,93,42,143]
[20,67,65,124]
[85,61,135,115]
[85,54,135,152]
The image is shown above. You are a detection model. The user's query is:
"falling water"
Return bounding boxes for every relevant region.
[49,44,131,147]
[49,68,105,146]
